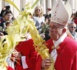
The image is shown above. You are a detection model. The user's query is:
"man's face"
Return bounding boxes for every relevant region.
[68,23,76,34]
[4,13,13,21]
[49,22,64,41]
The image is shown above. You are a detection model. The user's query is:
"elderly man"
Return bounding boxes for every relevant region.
[35,0,77,70]
[68,21,77,41]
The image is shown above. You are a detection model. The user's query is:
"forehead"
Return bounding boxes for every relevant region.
[49,22,64,27]
[70,23,76,26]
[35,7,41,10]
[5,13,12,16]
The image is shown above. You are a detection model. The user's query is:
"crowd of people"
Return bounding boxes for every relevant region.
[0,0,77,70]
[0,6,14,36]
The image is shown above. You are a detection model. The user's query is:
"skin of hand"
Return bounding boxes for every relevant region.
[12,50,22,60]
[41,58,52,69]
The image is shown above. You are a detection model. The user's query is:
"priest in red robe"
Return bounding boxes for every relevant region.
[35,0,77,70]
[11,39,38,70]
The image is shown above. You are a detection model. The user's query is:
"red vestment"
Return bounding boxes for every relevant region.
[7,66,14,70]
[13,39,38,70]
[35,36,77,70]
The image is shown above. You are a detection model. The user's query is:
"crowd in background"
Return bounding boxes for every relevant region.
[0,5,51,69]
[0,6,14,36]
[0,5,51,41]
[68,12,77,41]
[1,5,77,42]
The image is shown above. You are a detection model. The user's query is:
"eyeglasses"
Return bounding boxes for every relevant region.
[48,26,64,31]
[7,15,12,16]
[35,9,41,11]
[71,27,76,28]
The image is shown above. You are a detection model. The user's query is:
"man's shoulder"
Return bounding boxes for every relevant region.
[46,39,52,43]
[16,39,33,47]
[61,37,77,57]
[64,36,77,51]
[46,39,53,47]
[65,36,77,45]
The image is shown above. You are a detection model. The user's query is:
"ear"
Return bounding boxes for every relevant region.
[62,28,66,33]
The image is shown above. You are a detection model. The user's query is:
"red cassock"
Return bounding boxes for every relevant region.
[7,66,14,70]
[14,39,38,70]
[35,36,77,70]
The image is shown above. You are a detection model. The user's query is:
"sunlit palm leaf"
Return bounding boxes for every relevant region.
[4,0,20,12]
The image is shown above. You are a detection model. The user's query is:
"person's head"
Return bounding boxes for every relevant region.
[49,21,66,40]
[68,22,76,34]
[3,10,13,21]
[5,6,10,11]
[45,14,51,24]
[49,0,72,41]
[71,13,76,20]
[0,5,10,17]
[34,5,43,17]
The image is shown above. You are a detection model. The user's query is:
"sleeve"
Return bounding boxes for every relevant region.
[27,40,39,70]
[15,42,22,52]
[72,51,77,70]
[34,40,51,70]
[19,39,39,70]
[10,42,22,64]
[35,55,42,70]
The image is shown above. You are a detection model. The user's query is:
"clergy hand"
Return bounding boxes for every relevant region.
[41,58,52,69]
[12,50,22,60]
[11,50,22,65]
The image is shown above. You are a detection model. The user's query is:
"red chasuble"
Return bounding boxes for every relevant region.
[13,39,38,70]
[35,36,77,70]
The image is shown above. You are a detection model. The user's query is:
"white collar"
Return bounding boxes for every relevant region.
[53,32,67,47]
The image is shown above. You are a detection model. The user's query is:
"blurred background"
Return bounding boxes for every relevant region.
[0,0,77,18]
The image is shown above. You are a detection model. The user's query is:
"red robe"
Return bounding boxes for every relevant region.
[14,39,38,70]
[35,36,77,70]
[7,66,14,70]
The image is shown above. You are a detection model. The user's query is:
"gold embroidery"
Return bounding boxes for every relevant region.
[52,46,60,50]
[46,46,60,70]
